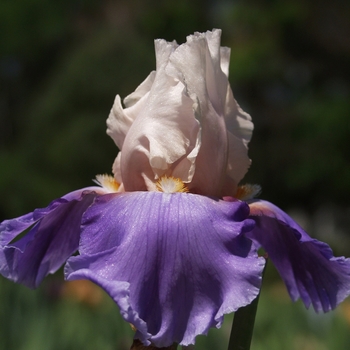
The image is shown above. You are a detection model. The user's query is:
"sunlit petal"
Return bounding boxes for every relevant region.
[66,192,264,347]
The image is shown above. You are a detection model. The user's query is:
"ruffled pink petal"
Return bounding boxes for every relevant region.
[120,39,201,191]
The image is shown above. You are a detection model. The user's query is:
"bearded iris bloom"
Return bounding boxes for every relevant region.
[1,29,350,348]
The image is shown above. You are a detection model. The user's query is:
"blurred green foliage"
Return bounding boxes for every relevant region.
[1,0,350,349]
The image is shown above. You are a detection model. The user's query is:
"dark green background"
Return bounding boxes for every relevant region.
[1,0,350,349]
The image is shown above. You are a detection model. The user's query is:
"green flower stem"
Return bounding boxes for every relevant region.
[227,261,267,350]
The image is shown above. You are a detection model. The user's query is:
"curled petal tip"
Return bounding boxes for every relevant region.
[247,200,350,312]
[0,188,101,288]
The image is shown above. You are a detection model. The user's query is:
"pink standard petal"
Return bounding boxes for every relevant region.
[222,91,253,196]
[247,200,350,312]
[107,71,156,150]
[120,39,200,191]
[65,192,264,347]
[166,30,229,196]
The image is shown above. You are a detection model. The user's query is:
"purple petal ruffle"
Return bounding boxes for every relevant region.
[0,188,102,288]
[65,192,264,347]
[248,200,350,312]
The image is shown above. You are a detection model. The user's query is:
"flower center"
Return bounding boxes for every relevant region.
[156,176,189,193]
[94,174,120,193]
[235,184,261,200]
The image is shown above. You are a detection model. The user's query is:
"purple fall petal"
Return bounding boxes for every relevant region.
[65,192,264,347]
[247,200,350,312]
[0,187,103,288]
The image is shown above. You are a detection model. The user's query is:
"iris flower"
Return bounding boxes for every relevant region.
[1,29,350,348]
